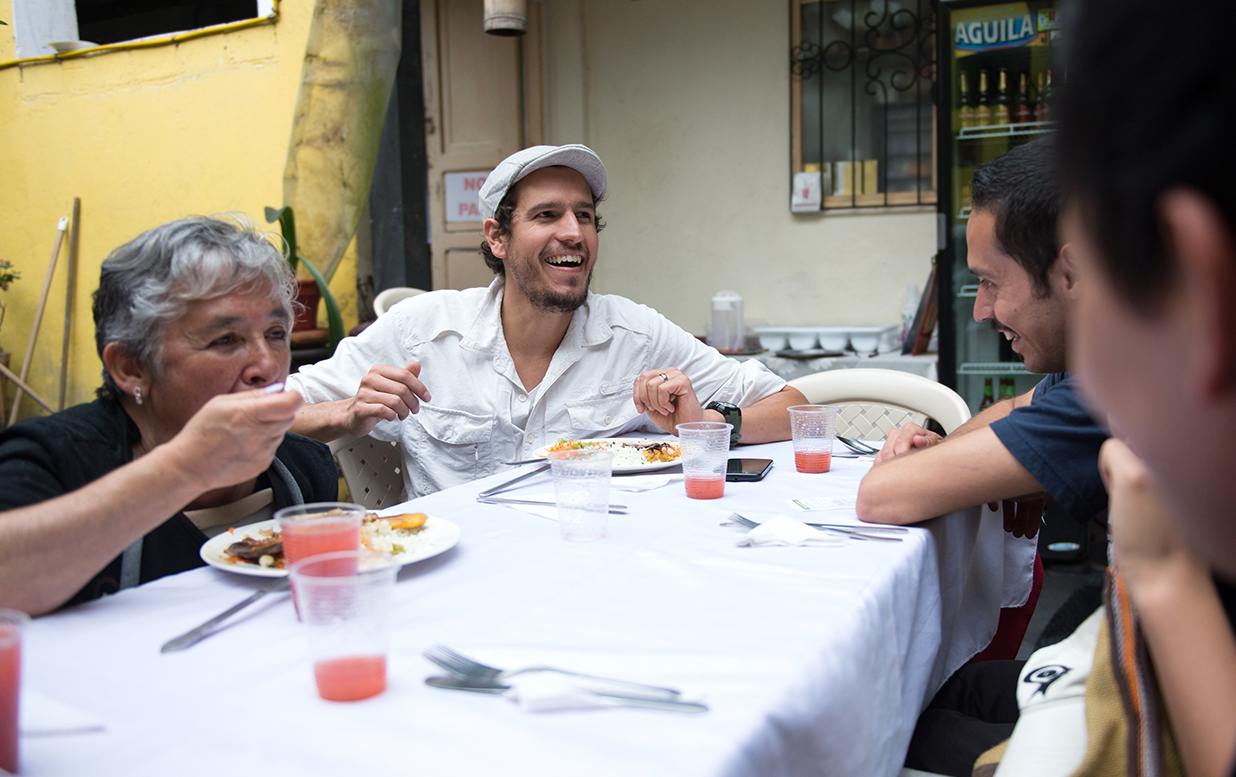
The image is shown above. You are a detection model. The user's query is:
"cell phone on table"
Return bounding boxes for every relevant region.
[726,458,773,482]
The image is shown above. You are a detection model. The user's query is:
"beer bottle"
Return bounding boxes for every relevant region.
[974,69,992,126]
[1014,72,1032,124]
[1035,70,1053,122]
[958,71,975,130]
[979,377,995,411]
[994,68,1011,125]
[999,377,1016,401]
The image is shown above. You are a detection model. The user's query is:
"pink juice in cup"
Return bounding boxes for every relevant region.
[276,503,365,616]
[0,611,28,775]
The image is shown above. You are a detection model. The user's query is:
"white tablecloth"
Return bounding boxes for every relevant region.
[18,440,1027,777]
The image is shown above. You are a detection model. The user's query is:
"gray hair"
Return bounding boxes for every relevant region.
[93,215,295,399]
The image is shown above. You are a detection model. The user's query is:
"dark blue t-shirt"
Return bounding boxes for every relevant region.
[989,372,1109,524]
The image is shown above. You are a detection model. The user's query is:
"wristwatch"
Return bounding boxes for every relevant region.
[705,401,742,446]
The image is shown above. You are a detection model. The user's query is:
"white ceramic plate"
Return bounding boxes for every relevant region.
[199,515,461,578]
[532,437,681,474]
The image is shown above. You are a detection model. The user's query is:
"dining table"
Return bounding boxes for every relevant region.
[17,437,1030,777]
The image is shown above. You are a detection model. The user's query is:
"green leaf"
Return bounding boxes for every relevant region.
[297,257,345,353]
[264,206,298,271]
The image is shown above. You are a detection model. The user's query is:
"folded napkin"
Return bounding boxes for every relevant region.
[610,474,682,492]
[495,493,560,522]
[21,691,105,735]
[505,673,614,712]
[736,514,844,547]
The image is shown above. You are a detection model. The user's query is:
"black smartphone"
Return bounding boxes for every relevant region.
[726,458,773,482]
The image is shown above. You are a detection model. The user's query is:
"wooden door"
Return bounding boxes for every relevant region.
[421,0,544,290]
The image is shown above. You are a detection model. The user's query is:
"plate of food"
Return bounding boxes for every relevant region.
[199,512,461,578]
[533,437,682,474]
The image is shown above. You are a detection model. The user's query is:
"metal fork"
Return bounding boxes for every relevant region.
[836,435,880,455]
[424,644,683,699]
[727,512,901,542]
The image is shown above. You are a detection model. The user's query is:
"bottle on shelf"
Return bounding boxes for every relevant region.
[1035,70,1053,122]
[974,69,992,126]
[979,377,995,411]
[958,71,975,130]
[1014,72,1032,124]
[994,68,1011,125]
[999,376,1016,401]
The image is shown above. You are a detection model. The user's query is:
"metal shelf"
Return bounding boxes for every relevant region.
[957,122,1055,141]
[957,362,1033,376]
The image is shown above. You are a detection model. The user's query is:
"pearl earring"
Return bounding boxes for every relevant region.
[134,386,143,406]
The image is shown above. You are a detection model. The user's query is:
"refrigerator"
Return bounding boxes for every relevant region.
[935,0,1090,565]
[935,0,1061,412]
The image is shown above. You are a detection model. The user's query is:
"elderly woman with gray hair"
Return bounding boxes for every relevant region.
[0,216,337,616]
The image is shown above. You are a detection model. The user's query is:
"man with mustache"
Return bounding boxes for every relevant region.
[287,145,804,496]
[858,138,1108,538]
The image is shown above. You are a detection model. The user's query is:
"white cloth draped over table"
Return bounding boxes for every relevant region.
[20,439,1032,777]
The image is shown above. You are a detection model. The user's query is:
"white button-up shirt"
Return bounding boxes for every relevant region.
[287,278,786,497]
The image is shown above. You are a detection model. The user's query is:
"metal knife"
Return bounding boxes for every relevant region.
[424,675,709,712]
[477,495,627,513]
[161,578,290,653]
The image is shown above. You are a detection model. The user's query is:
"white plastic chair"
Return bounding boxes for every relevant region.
[328,435,406,511]
[787,368,971,440]
[373,286,427,317]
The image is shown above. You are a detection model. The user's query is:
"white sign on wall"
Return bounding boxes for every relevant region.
[445,171,490,222]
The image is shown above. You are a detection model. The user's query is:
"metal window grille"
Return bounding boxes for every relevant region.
[791,0,937,210]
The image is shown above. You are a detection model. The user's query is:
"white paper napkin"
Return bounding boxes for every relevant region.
[495,493,560,521]
[610,474,682,492]
[736,514,844,547]
[20,691,105,735]
[505,673,611,712]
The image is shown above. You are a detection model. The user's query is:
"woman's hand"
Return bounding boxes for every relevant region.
[160,387,303,493]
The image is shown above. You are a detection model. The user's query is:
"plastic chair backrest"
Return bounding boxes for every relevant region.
[328,435,406,511]
[373,287,427,317]
[786,368,971,440]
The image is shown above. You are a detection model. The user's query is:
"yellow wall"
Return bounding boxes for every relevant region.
[0,2,360,420]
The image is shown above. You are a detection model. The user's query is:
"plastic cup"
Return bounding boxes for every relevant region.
[276,502,365,617]
[290,550,397,702]
[549,449,612,541]
[0,610,27,775]
[677,421,733,499]
[788,405,839,473]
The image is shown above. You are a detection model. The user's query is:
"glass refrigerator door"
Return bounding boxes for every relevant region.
[938,0,1059,411]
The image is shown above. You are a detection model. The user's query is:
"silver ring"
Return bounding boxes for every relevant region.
[659,373,669,382]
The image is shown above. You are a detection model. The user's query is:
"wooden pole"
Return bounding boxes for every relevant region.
[9,217,67,426]
[59,198,81,411]
[0,361,54,415]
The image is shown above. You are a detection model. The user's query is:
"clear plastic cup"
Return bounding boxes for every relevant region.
[0,609,28,774]
[788,405,839,473]
[549,449,612,541]
[677,421,733,499]
[290,550,397,702]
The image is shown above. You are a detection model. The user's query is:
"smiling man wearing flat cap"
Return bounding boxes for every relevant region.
[287,144,804,497]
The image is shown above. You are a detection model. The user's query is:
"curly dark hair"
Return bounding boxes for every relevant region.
[479,181,605,275]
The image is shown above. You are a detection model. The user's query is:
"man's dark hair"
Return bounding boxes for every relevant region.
[478,175,605,275]
[970,137,1062,296]
[1060,0,1236,313]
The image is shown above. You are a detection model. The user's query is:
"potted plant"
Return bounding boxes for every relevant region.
[264,206,345,353]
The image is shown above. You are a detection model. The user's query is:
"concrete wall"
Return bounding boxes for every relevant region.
[542,0,936,336]
[0,2,361,416]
